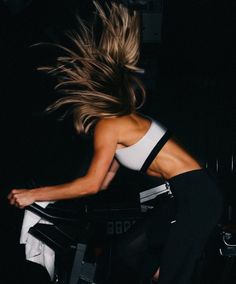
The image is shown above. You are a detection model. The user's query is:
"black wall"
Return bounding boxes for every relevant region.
[0,0,235,230]
[0,0,235,283]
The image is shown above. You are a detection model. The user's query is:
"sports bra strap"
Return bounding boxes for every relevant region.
[140,130,172,173]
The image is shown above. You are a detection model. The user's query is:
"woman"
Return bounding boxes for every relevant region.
[8,2,223,283]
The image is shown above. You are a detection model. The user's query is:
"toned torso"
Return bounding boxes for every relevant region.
[114,113,202,180]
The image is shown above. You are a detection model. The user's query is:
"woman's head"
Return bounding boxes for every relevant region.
[40,1,146,134]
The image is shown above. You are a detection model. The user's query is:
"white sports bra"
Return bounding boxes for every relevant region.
[115,118,171,172]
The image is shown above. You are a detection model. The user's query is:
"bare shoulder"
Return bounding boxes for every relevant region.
[95,117,120,133]
[94,114,150,143]
[94,117,121,147]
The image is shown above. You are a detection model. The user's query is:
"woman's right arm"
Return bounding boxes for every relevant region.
[8,119,119,208]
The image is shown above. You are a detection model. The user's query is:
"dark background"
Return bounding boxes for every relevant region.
[0,0,235,283]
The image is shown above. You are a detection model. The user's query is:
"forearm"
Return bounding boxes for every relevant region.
[30,177,98,202]
[100,172,116,190]
[100,159,120,190]
[8,176,101,208]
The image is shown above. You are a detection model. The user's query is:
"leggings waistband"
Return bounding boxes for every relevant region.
[167,168,206,184]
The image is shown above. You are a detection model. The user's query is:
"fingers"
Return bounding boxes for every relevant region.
[7,189,27,208]
[7,188,35,208]
[8,190,18,206]
[7,191,13,200]
[7,189,17,204]
[8,189,24,199]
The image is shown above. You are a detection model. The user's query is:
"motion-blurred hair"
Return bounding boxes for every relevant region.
[39,1,146,134]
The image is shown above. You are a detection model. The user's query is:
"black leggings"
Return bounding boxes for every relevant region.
[113,169,223,284]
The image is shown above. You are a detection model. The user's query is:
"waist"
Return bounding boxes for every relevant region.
[167,168,206,184]
[166,168,221,196]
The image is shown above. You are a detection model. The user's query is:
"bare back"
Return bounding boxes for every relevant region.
[113,113,202,180]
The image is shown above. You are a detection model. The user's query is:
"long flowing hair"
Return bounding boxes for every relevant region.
[39,1,146,134]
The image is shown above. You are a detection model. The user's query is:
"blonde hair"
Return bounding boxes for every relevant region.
[39,1,146,134]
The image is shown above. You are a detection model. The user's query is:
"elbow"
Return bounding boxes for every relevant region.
[87,182,101,195]
[69,178,100,198]
[80,175,103,196]
[89,186,100,195]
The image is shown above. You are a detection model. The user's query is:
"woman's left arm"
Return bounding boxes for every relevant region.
[8,119,119,208]
[100,158,120,190]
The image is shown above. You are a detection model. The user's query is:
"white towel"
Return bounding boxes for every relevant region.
[20,202,55,280]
